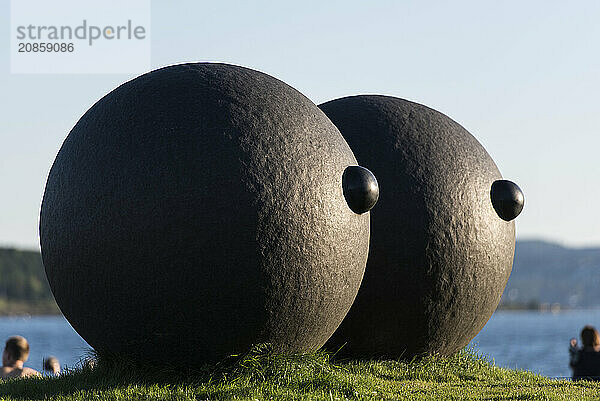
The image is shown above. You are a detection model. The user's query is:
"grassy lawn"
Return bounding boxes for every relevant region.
[0,344,598,400]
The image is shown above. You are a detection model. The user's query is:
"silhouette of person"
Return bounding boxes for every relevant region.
[0,336,40,379]
[569,325,600,381]
[43,356,60,375]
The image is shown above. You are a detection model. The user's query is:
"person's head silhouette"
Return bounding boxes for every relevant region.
[43,356,60,375]
[3,336,30,367]
[581,326,600,349]
[1,336,40,378]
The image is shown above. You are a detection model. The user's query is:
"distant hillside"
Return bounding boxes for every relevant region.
[500,240,600,309]
[1,240,598,315]
[0,248,58,315]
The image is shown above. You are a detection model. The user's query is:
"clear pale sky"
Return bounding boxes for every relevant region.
[1,0,599,250]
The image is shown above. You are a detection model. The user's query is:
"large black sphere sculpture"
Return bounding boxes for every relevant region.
[40,63,377,365]
[320,95,523,358]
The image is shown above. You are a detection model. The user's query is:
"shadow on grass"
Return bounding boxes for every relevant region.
[1,344,583,400]
[0,343,341,400]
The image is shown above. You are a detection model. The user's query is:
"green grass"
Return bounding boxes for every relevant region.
[0,344,598,400]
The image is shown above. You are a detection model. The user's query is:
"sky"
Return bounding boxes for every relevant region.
[1,0,599,250]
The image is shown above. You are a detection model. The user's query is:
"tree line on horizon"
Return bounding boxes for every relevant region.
[2,240,600,314]
[0,247,58,314]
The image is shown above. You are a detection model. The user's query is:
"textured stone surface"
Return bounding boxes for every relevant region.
[320,95,518,359]
[40,63,370,364]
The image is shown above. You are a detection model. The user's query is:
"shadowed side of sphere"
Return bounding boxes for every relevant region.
[491,180,524,221]
[40,63,370,365]
[319,95,516,359]
[342,166,379,214]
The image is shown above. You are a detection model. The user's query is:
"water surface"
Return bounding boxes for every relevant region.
[470,309,600,378]
[0,315,90,372]
[1,310,598,378]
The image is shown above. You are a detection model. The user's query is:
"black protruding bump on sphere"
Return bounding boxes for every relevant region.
[490,180,524,221]
[342,166,379,214]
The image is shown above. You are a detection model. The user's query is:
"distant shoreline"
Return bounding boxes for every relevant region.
[3,303,600,318]
[0,299,60,317]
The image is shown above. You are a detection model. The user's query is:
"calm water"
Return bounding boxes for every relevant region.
[469,309,600,378]
[1,310,598,377]
[0,315,91,372]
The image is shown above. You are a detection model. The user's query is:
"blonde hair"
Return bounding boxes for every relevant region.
[4,336,30,362]
[43,356,60,373]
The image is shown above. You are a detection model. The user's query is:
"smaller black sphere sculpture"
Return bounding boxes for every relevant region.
[320,95,524,359]
[491,180,524,221]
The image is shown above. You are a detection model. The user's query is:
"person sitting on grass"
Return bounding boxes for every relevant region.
[0,336,40,379]
[569,325,600,381]
[43,356,60,375]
